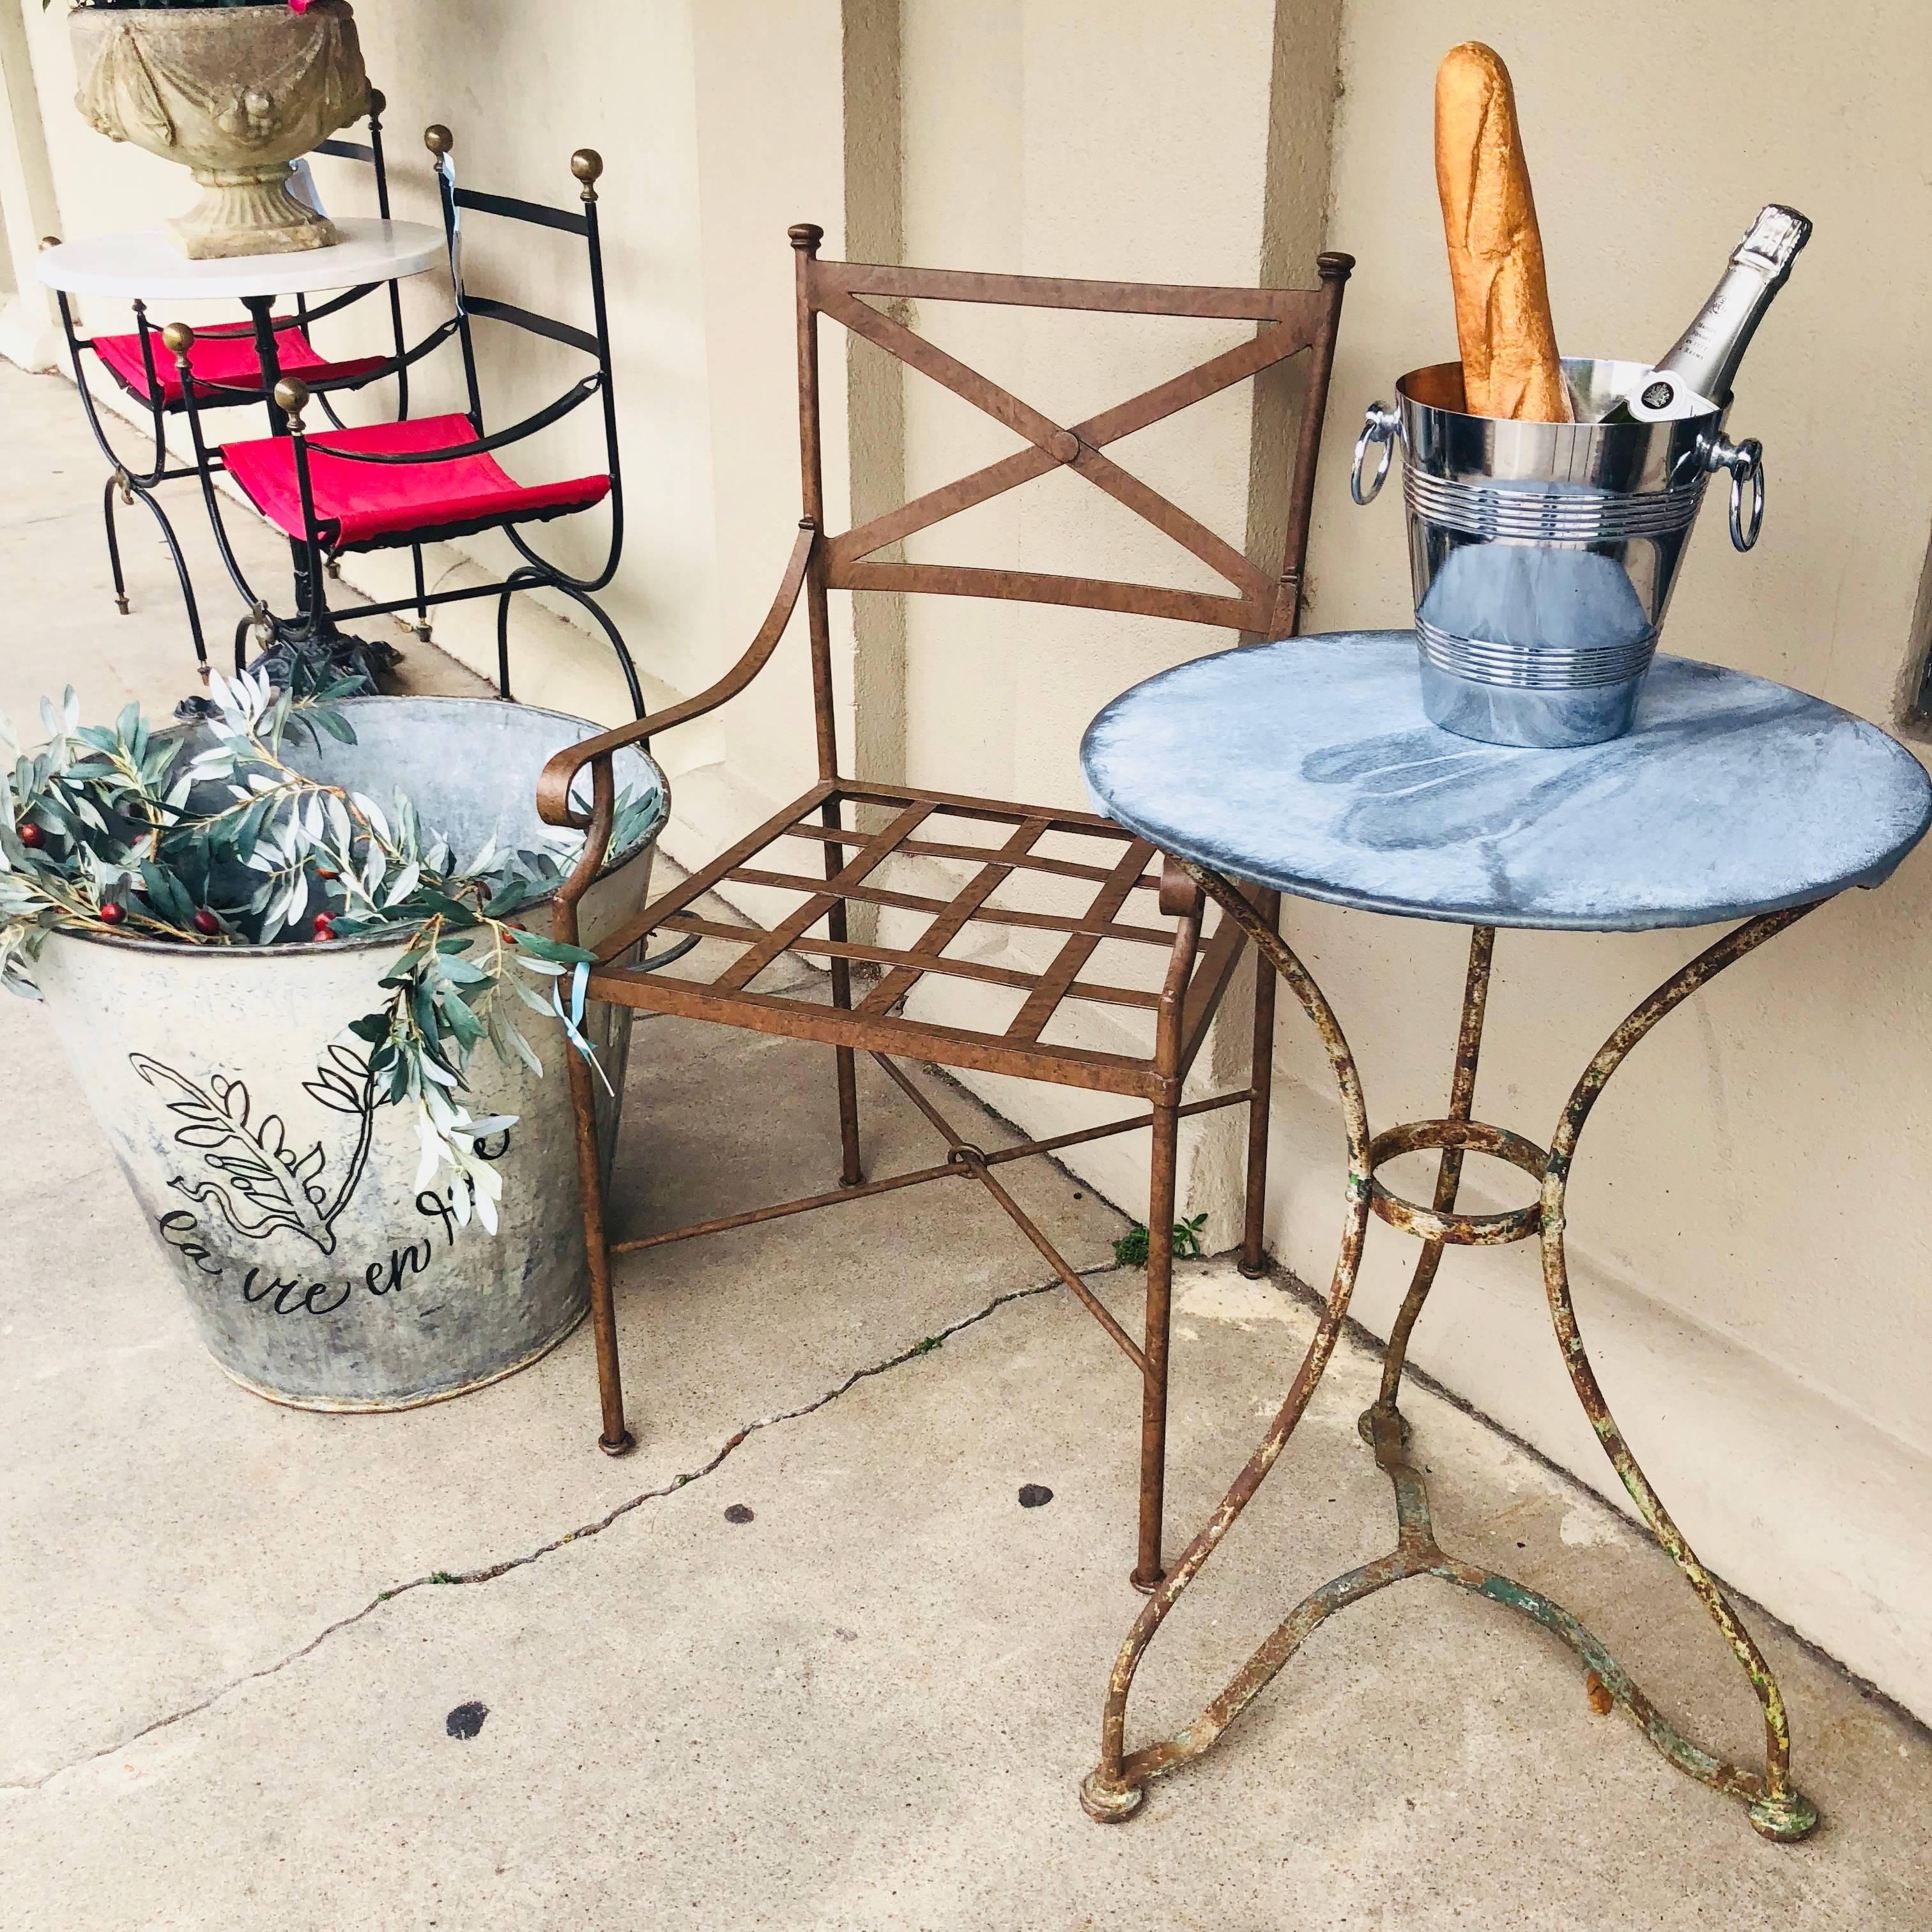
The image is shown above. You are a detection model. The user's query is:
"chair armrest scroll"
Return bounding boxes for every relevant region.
[312,372,599,464]
[536,522,816,831]
[303,314,461,395]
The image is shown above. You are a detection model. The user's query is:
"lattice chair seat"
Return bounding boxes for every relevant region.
[590,778,1255,1099]
[93,321,389,413]
[219,413,612,551]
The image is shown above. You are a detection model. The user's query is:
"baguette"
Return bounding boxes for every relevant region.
[1433,42,1572,422]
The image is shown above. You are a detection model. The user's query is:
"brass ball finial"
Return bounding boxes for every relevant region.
[366,86,387,118]
[424,123,453,156]
[160,321,195,357]
[788,222,824,252]
[273,376,310,427]
[571,148,603,201]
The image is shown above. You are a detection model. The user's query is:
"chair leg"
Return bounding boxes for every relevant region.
[135,482,209,673]
[411,546,432,641]
[1241,891,1280,1278]
[102,477,131,616]
[567,1029,633,1455]
[1133,1095,1181,1592]
[529,574,647,721]
[832,1042,863,1186]
[822,821,863,1186]
[827,917,863,1186]
[494,572,528,701]
[109,475,210,671]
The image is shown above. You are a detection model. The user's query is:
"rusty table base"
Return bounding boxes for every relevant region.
[1082,867,1823,1844]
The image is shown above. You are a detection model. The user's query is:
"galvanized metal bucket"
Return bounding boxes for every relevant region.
[1351,357,1767,747]
[34,698,666,1413]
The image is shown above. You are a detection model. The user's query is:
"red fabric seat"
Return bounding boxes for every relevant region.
[219,413,612,551]
[94,322,386,411]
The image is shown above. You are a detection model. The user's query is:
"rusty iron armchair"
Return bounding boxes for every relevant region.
[538,227,1352,1588]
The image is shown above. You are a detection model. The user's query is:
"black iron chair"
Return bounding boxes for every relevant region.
[49,90,447,673]
[165,126,641,716]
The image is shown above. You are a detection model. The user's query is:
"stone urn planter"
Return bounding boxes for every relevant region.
[29,699,666,1410]
[67,0,369,259]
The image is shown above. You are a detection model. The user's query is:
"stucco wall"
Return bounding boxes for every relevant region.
[5,0,1931,1717]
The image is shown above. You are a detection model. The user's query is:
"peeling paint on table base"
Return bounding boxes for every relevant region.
[1082,873,1823,1844]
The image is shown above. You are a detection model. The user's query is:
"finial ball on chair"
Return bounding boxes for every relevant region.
[161,322,195,356]
[424,124,454,155]
[273,376,310,425]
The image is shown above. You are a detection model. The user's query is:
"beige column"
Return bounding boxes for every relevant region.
[842,0,908,801]
[0,0,63,371]
[889,0,1345,1223]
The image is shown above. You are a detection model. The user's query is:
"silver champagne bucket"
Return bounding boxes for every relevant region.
[1351,358,1766,747]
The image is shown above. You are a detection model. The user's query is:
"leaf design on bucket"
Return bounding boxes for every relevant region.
[303,1043,378,1116]
[130,1050,377,1255]
[301,1045,380,1229]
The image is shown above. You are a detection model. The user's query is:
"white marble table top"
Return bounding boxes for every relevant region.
[36,218,444,302]
[1081,631,1932,931]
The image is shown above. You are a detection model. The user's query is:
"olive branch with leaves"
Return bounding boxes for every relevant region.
[0,672,660,1234]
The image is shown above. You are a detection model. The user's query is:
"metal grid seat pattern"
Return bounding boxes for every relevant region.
[588,777,1254,1100]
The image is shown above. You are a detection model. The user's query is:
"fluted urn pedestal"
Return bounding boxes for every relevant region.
[69,0,369,260]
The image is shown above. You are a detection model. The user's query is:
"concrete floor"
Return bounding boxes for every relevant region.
[3,360,1930,1928]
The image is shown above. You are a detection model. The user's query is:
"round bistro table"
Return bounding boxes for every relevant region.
[36,218,444,431]
[37,216,444,452]
[37,215,444,309]
[1076,629,1932,1842]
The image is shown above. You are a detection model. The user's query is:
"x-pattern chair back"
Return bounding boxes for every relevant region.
[802,236,1353,643]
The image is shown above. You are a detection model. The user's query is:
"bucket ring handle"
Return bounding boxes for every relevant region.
[1351,401,1400,505]
[1706,434,1765,551]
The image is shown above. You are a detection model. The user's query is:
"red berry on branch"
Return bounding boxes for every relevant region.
[17,822,43,848]
[192,908,220,935]
[312,916,335,943]
[98,901,126,925]
[317,868,339,880]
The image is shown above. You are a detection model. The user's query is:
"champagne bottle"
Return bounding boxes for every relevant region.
[1597,205,1813,424]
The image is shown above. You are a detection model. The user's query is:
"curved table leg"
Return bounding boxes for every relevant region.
[1082,861,1373,1821]
[1540,900,1823,1841]
[1084,871,1830,1844]
[1370,924,1493,1424]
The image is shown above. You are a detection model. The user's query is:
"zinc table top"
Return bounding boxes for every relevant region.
[1079,631,1932,931]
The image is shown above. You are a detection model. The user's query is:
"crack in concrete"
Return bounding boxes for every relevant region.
[3,1271,1078,1795]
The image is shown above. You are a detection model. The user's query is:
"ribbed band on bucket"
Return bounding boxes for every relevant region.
[1416,617,1658,691]
[1404,468,1706,542]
